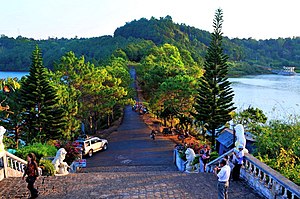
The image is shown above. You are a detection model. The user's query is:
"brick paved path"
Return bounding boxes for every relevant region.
[0,169,263,199]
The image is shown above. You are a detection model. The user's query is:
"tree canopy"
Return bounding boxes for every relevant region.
[192,9,236,147]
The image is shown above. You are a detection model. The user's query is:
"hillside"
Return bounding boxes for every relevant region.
[0,16,299,74]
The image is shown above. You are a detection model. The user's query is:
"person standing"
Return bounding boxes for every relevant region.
[232,144,245,181]
[22,153,39,198]
[214,159,231,199]
[199,144,211,172]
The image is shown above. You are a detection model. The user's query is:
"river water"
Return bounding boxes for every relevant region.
[1,71,299,121]
[229,74,300,121]
[0,71,28,80]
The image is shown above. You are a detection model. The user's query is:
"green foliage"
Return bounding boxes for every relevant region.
[232,107,267,135]
[15,143,57,163]
[192,156,200,165]
[54,52,130,133]
[19,46,67,143]
[193,9,236,146]
[53,140,81,165]
[209,151,219,162]
[255,120,300,185]
[137,43,201,129]
[3,136,15,149]
[1,18,300,75]
[39,159,55,176]
[0,78,23,148]
[178,150,187,161]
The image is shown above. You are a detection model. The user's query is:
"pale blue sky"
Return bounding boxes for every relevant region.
[0,0,299,40]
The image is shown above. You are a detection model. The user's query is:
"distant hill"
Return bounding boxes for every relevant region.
[1,16,300,74]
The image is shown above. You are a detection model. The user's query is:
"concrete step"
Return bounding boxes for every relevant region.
[79,165,178,173]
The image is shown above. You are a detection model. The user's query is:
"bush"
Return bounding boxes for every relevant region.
[39,159,55,176]
[53,140,81,165]
[209,151,219,162]
[15,143,57,163]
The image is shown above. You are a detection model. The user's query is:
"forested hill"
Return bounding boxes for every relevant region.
[1,16,300,74]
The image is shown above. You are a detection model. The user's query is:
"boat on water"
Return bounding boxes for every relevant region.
[272,66,297,76]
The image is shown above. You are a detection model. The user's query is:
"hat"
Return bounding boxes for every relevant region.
[238,144,244,149]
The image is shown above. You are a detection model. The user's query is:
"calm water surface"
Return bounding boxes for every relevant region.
[229,74,300,121]
[1,71,299,121]
[0,71,28,80]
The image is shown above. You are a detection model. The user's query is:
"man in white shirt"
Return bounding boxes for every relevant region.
[214,159,231,199]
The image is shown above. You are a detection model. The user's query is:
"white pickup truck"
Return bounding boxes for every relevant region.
[76,136,108,157]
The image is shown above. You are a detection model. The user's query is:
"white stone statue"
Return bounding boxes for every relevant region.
[52,148,69,175]
[234,124,248,153]
[184,148,196,172]
[0,126,6,152]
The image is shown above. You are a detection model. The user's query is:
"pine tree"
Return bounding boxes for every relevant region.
[193,9,236,147]
[20,46,66,143]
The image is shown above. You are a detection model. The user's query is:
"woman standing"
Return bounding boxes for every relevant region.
[22,153,39,198]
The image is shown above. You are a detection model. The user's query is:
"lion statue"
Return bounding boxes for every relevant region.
[0,126,6,152]
[234,124,248,153]
[184,148,196,172]
[52,148,69,175]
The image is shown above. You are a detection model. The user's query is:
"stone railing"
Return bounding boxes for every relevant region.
[206,150,300,199]
[243,153,300,199]
[206,148,235,173]
[173,149,185,172]
[0,151,27,181]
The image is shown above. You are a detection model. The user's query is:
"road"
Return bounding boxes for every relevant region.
[83,105,177,172]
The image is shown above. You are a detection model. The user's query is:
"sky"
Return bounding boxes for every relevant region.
[0,0,299,40]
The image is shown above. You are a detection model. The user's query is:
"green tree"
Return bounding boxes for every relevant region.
[19,46,66,143]
[0,78,23,148]
[232,107,267,135]
[49,70,81,140]
[55,52,129,133]
[192,9,236,147]
[255,120,300,185]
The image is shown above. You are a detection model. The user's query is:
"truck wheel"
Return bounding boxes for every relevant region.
[88,150,93,157]
[103,144,108,151]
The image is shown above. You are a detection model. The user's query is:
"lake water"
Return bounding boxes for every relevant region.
[0,71,28,80]
[1,71,299,121]
[229,74,300,121]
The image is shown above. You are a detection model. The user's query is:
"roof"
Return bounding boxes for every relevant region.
[216,129,234,148]
[216,128,257,148]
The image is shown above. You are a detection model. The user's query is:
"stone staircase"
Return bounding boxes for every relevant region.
[0,165,264,199]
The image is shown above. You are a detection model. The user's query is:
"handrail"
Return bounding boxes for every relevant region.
[205,149,234,172]
[244,153,300,199]
[6,151,27,164]
[206,150,300,199]
[0,151,27,180]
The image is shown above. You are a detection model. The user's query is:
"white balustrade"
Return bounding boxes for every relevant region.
[205,150,300,199]
[0,151,27,180]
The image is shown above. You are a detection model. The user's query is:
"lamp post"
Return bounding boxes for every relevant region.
[229,120,236,148]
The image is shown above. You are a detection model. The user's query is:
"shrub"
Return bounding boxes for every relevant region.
[39,159,55,176]
[53,140,81,165]
[15,143,57,163]
[209,151,219,162]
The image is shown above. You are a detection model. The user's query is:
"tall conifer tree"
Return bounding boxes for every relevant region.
[193,9,236,147]
[20,46,66,143]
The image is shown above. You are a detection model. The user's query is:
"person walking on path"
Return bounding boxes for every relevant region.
[22,153,39,198]
[214,159,231,199]
[232,144,245,181]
